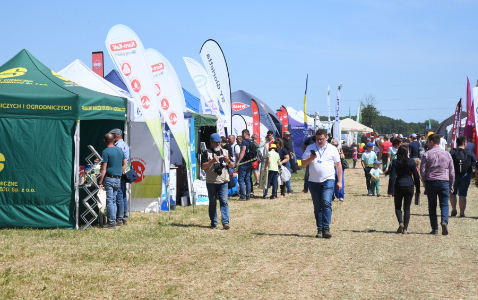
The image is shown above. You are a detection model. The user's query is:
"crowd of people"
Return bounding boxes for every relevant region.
[201,128,478,238]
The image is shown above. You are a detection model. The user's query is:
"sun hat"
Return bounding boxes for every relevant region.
[283,131,291,135]
[269,144,277,149]
[210,133,222,142]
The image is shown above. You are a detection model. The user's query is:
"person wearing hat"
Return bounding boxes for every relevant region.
[439,134,447,151]
[361,142,377,195]
[263,143,281,199]
[110,128,130,225]
[97,133,127,229]
[370,160,383,196]
[201,133,235,229]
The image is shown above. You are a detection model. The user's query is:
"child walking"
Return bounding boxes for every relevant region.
[263,144,281,199]
[352,147,358,168]
[361,143,377,195]
[370,160,383,196]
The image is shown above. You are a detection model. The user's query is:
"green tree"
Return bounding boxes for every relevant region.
[361,95,380,128]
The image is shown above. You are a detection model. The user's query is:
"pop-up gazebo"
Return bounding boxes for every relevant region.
[0,50,127,229]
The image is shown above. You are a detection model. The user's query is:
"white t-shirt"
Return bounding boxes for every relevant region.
[302,142,341,183]
[230,143,237,164]
[234,144,241,161]
[439,138,447,150]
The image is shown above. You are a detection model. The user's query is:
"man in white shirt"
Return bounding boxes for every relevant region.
[228,135,236,164]
[439,134,447,151]
[302,129,342,239]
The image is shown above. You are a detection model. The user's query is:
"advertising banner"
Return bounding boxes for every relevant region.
[251,99,260,137]
[464,77,475,138]
[184,57,225,136]
[92,52,104,78]
[303,75,308,140]
[190,118,197,182]
[200,40,231,135]
[105,24,164,158]
[277,109,283,135]
[333,82,342,143]
[160,130,170,211]
[473,87,478,156]
[146,48,190,171]
[281,106,289,137]
[451,99,462,149]
[327,85,331,134]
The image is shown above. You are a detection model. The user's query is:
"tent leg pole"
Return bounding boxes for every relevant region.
[75,120,80,230]
[125,120,131,220]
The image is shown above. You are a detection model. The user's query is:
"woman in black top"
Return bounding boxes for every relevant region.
[388,146,420,234]
[274,138,289,198]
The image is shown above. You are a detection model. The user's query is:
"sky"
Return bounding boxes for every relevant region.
[2,0,478,123]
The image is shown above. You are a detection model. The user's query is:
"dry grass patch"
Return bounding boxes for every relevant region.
[1,165,478,299]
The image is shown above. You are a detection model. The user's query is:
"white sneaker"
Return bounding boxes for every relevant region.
[339,198,344,201]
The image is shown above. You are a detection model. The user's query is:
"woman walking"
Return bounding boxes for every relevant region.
[274,138,290,198]
[388,146,420,234]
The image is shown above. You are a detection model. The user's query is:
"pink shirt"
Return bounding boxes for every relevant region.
[381,141,392,154]
[419,146,454,188]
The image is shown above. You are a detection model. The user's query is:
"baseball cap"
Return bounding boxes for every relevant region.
[269,144,277,149]
[398,134,403,138]
[373,160,382,164]
[283,131,291,135]
[441,134,445,137]
[411,133,417,138]
[366,142,374,147]
[210,133,222,142]
[110,128,122,136]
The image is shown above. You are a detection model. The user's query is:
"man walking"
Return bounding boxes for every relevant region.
[201,133,234,229]
[439,134,447,150]
[408,133,421,168]
[302,129,342,239]
[235,129,253,201]
[449,135,477,218]
[420,134,455,235]
[110,128,130,225]
[97,133,127,229]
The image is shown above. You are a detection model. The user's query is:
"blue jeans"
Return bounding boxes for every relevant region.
[104,177,121,225]
[333,169,345,199]
[263,171,279,197]
[285,161,292,192]
[238,162,252,198]
[309,180,335,230]
[116,177,127,221]
[425,180,450,231]
[207,182,229,226]
[303,165,310,192]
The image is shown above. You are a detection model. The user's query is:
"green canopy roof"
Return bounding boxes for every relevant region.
[0,49,127,120]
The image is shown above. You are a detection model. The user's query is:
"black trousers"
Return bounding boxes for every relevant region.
[394,185,414,230]
[364,167,372,191]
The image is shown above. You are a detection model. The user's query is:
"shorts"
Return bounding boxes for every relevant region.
[452,173,471,197]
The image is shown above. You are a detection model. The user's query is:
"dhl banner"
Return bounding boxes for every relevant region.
[105,24,164,158]
[200,40,232,135]
[184,57,226,137]
[251,99,260,137]
[92,52,104,78]
[281,106,289,137]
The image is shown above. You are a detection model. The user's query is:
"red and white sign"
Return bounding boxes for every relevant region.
[151,63,164,72]
[141,95,150,109]
[169,112,178,125]
[110,40,137,51]
[232,102,250,111]
[161,98,169,111]
[131,159,146,183]
[251,100,260,137]
[121,62,132,76]
[155,83,161,96]
[92,52,104,77]
[131,79,141,93]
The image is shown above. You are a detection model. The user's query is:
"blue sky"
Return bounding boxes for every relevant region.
[2,0,478,123]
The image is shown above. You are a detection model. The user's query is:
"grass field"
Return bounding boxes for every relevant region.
[1,163,478,299]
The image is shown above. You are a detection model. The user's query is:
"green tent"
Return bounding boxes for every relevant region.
[0,50,127,229]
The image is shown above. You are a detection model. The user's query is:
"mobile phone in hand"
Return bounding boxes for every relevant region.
[310,150,316,156]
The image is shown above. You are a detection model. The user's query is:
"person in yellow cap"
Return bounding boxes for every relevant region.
[263,143,281,199]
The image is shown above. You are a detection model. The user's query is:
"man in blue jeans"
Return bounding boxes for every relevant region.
[98,133,127,229]
[235,129,253,201]
[110,128,130,225]
[420,133,455,235]
[202,133,235,229]
[302,129,342,239]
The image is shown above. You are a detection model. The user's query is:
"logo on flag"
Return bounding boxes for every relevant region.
[93,59,102,70]
[131,79,141,93]
[141,95,150,109]
[0,67,27,79]
[232,102,250,111]
[131,159,146,183]
[161,98,169,110]
[121,62,131,76]
[110,40,137,51]
[151,63,164,72]
[155,83,161,96]
[169,112,178,125]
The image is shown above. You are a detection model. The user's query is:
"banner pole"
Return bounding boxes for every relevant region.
[74,120,80,230]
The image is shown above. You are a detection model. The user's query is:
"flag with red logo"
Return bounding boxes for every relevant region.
[200,40,231,136]
[251,99,260,137]
[184,57,226,136]
[92,52,104,77]
[281,106,289,138]
[464,77,475,138]
[451,99,462,149]
[105,24,164,158]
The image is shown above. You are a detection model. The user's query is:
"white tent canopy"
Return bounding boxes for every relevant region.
[338,118,373,132]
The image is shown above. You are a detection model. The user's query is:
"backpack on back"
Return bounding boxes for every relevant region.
[244,139,260,162]
[452,148,470,176]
